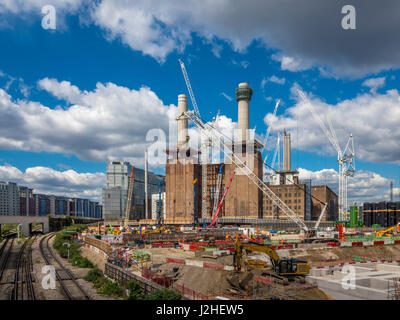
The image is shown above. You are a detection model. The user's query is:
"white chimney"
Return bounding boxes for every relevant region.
[177,94,188,148]
[236,83,253,144]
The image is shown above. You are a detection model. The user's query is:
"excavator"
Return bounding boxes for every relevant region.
[233,239,309,285]
[375,223,400,238]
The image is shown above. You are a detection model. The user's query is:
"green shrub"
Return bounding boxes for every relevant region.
[85,268,102,282]
[93,277,109,289]
[146,288,181,300]
[99,280,123,297]
[127,280,145,300]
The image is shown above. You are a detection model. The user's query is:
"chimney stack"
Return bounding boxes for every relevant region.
[236,83,252,144]
[177,94,188,148]
[283,131,291,171]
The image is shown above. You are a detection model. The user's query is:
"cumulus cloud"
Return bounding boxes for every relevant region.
[38,78,83,104]
[85,0,400,77]
[0,78,178,165]
[265,88,400,164]
[1,1,400,76]
[0,0,83,14]
[261,75,286,89]
[272,55,312,72]
[298,167,391,204]
[362,77,386,93]
[0,164,105,202]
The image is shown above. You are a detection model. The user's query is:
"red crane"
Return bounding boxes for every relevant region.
[208,170,236,228]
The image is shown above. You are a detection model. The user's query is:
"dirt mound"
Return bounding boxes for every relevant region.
[288,244,400,267]
[175,266,232,295]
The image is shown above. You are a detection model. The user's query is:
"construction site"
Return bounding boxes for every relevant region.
[72,60,400,301]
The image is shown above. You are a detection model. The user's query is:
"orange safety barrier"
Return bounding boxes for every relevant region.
[203,263,224,270]
[174,283,211,300]
[254,275,274,284]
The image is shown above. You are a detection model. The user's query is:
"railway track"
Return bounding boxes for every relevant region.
[0,237,15,283]
[39,233,90,300]
[10,237,36,300]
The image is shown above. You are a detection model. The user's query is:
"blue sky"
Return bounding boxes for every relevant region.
[0,0,399,204]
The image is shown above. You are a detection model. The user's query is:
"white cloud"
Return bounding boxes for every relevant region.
[0,164,105,202]
[260,78,267,90]
[0,78,177,165]
[90,0,190,62]
[38,78,82,104]
[0,0,83,14]
[220,92,233,102]
[265,87,400,164]
[298,167,391,204]
[272,55,311,72]
[362,77,386,93]
[1,1,400,77]
[268,75,285,85]
[261,75,286,90]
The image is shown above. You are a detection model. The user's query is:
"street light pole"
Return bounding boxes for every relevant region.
[63,242,71,260]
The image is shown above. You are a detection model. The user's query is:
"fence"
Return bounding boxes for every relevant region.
[173,283,212,300]
[84,236,113,255]
[104,263,163,295]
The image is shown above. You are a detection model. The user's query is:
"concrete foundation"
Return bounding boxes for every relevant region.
[307,262,400,300]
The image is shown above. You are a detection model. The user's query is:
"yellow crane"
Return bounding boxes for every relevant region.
[234,239,309,285]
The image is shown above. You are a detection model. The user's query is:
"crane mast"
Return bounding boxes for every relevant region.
[212,164,224,218]
[124,166,135,229]
[178,58,211,220]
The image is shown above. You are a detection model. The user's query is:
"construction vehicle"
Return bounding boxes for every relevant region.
[234,239,309,285]
[376,223,400,238]
[123,166,135,230]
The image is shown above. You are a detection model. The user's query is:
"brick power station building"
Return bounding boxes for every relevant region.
[165,83,338,224]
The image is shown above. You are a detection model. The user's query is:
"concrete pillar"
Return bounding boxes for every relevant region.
[236,83,253,144]
[177,94,188,148]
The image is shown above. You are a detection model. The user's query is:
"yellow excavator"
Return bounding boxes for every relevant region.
[375,223,400,238]
[234,239,309,285]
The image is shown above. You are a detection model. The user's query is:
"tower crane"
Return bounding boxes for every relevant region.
[264,133,281,182]
[178,59,201,118]
[211,164,224,217]
[178,58,212,220]
[262,99,280,163]
[181,110,309,233]
[297,89,355,221]
[208,169,236,228]
[124,166,135,229]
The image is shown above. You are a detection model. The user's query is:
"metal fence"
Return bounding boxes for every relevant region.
[104,263,163,295]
